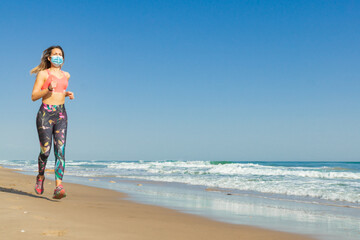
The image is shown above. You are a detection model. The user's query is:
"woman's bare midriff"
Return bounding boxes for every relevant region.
[42,92,66,105]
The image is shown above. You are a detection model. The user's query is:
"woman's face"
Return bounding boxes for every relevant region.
[48,48,63,61]
[48,48,64,67]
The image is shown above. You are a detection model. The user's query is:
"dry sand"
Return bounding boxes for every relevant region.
[0,167,316,240]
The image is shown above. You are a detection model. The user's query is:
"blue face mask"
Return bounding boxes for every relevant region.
[50,56,64,67]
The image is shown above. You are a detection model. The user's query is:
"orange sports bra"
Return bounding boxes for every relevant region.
[41,69,68,93]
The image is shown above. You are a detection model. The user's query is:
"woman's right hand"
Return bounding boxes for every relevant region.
[49,81,57,91]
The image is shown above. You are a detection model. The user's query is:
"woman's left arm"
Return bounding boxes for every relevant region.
[65,72,75,100]
[65,91,75,99]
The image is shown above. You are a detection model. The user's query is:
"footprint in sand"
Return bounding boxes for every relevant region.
[41,230,66,237]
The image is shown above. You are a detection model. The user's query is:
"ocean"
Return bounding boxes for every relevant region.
[1,159,359,240]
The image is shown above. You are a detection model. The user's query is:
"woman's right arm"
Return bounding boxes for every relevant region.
[31,71,50,101]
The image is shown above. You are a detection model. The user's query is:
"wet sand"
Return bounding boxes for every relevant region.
[0,166,316,240]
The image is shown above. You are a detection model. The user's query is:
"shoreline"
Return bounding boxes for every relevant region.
[0,166,316,240]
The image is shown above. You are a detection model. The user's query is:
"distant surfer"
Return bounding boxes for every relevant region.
[30,46,74,199]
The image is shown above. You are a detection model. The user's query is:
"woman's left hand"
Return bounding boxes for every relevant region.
[66,91,75,100]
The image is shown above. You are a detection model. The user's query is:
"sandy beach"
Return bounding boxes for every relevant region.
[0,167,316,240]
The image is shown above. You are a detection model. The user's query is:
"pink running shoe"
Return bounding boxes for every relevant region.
[53,185,66,199]
[34,175,45,195]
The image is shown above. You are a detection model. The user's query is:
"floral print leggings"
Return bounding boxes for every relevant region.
[36,103,67,180]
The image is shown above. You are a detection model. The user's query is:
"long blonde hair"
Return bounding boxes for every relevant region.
[30,45,65,75]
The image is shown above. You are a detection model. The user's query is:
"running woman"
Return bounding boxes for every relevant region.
[31,45,74,199]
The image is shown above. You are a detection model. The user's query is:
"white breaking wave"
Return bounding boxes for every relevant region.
[1,159,360,204]
[107,161,360,180]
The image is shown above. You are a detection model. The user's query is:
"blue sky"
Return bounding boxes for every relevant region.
[0,0,359,161]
